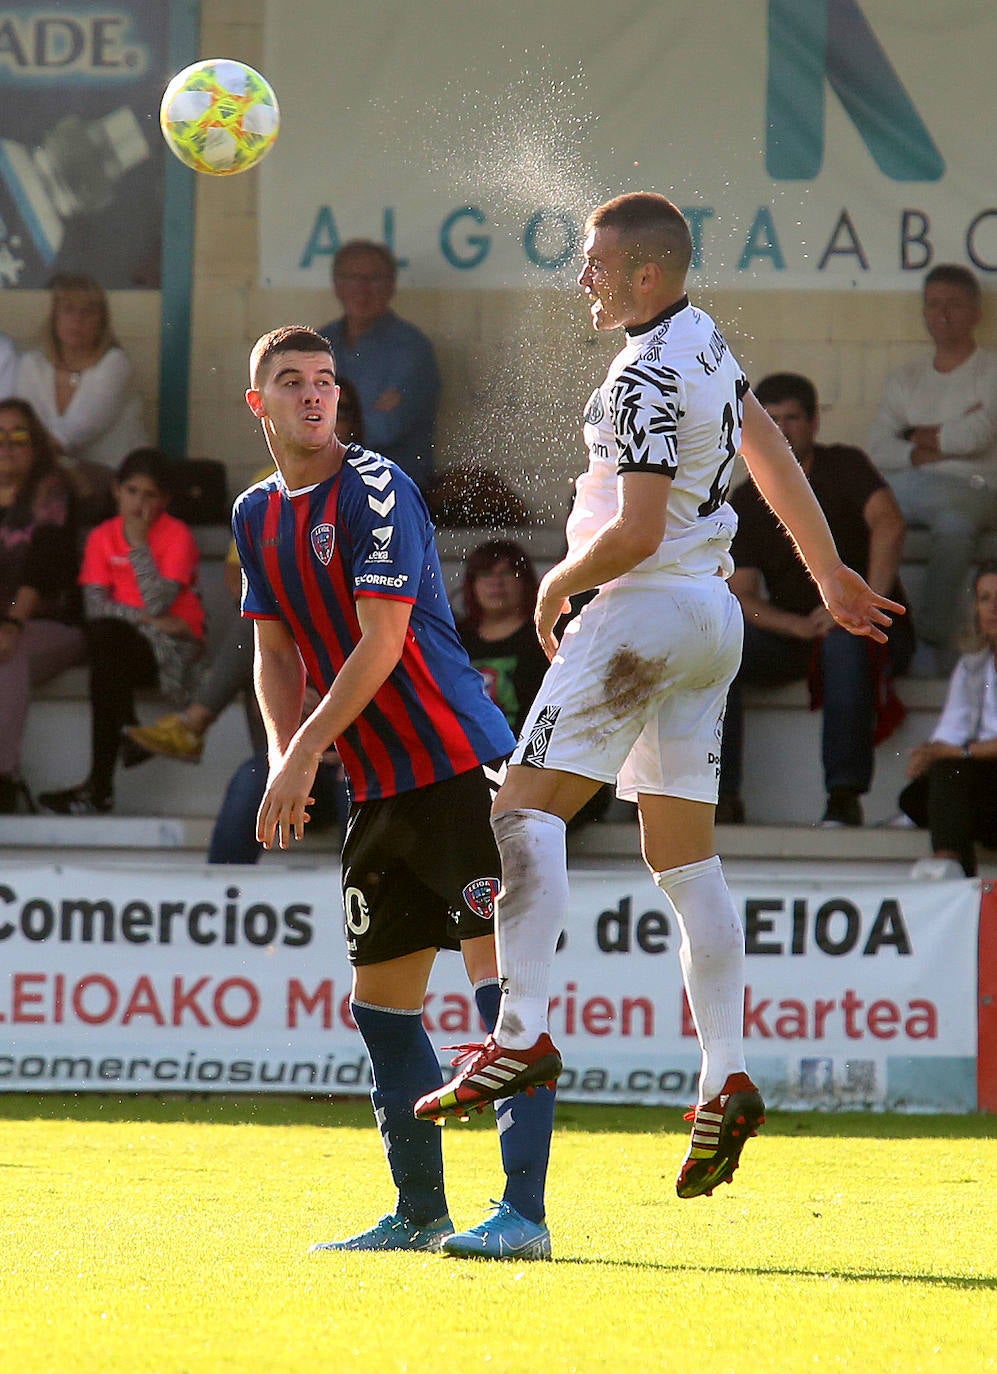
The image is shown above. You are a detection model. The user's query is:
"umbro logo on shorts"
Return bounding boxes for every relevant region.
[523,705,560,767]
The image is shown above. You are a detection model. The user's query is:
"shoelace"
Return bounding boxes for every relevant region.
[441,1039,491,1069]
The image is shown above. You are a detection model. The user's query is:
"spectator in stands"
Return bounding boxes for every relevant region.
[898,561,997,876]
[0,398,85,812]
[0,332,18,397]
[208,689,348,863]
[867,264,997,676]
[122,377,365,765]
[317,240,439,491]
[717,372,914,828]
[455,539,550,737]
[38,448,203,816]
[455,538,613,830]
[16,273,149,526]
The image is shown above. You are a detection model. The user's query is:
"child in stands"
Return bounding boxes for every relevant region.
[39,448,204,815]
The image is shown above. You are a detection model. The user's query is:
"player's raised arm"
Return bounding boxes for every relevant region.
[740,390,904,642]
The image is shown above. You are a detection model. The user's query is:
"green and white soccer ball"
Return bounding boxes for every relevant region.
[160,58,280,175]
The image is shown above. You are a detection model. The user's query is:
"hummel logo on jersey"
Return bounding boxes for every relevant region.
[522,705,560,766]
[365,525,394,562]
[352,453,392,489]
[310,522,335,565]
[462,876,500,920]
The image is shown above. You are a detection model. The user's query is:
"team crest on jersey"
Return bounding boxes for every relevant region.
[310,523,336,565]
[584,389,604,424]
[462,876,500,921]
[522,705,561,767]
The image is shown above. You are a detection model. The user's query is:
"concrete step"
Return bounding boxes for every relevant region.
[3,815,988,883]
[19,697,254,817]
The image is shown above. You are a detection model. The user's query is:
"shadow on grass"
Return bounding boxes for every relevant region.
[0,1094,993,1139]
[549,1256,997,1288]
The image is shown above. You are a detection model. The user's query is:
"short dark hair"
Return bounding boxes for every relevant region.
[332,239,397,282]
[585,193,692,276]
[753,372,818,421]
[117,447,175,494]
[924,264,981,302]
[249,326,335,389]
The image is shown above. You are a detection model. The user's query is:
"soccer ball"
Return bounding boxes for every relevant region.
[159,59,280,175]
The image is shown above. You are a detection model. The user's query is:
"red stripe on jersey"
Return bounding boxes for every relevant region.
[401,629,479,772]
[295,485,401,797]
[256,489,367,789]
[355,590,417,606]
[351,591,442,791]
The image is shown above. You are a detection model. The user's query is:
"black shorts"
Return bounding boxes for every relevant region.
[340,761,505,966]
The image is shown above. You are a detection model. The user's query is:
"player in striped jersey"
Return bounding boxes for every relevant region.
[415,193,905,1204]
[233,326,553,1259]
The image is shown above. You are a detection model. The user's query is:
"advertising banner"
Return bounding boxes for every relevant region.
[0,3,170,287]
[260,0,997,291]
[0,863,980,1110]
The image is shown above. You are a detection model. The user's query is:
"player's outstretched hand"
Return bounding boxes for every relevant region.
[256,748,319,850]
[818,563,905,644]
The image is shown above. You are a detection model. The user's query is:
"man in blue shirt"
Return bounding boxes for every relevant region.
[317,241,440,492]
[234,326,554,1260]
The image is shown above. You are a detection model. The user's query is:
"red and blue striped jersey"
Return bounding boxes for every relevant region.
[233,445,515,803]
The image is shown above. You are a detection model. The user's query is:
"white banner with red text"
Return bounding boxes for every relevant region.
[0,863,985,1111]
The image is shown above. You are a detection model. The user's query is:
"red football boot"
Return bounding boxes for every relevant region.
[414,1034,562,1123]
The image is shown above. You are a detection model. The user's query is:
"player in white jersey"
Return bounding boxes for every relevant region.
[415,193,903,1204]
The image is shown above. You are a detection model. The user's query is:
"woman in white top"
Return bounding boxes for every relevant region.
[16,273,148,523]
[899,560,997,874]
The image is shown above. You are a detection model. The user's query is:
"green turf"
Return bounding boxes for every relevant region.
[1,1095,995,1373]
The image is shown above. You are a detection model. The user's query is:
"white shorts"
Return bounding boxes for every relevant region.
[510,574,743,804]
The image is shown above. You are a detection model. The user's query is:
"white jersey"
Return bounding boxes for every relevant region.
[567,297,747,582]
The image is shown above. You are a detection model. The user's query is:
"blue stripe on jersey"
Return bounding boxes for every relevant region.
[233,456,513,801]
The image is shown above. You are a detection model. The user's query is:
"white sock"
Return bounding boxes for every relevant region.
[654,855,746,1102]
[491,808,568,1048]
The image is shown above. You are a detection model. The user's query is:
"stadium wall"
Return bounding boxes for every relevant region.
[3,0,994,520]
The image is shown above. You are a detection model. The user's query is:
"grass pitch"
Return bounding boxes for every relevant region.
[1,1095,995,1374]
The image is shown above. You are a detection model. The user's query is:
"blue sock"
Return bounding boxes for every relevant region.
[475,980,554,1224]
[351,1000,449,1227]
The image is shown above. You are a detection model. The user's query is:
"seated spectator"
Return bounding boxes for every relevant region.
[455,539,550,737]
[867,264,997,676]
[16,273,149,525]
[456,537,612,829]
[717,372,914,828]
[208,688,349,863]
[0,397,85,811]
[38,448,204,815]
[317,240,439,491]
[122,376,365,764]
[898,561,997,876]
